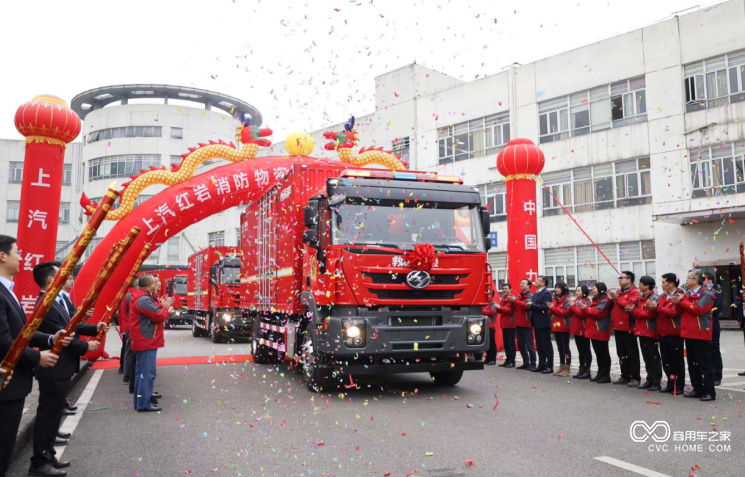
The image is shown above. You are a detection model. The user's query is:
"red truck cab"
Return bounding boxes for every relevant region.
[188,246,247,342]
[242,164,493,392]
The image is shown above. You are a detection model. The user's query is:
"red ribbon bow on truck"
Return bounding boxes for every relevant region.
[408,243,438,271]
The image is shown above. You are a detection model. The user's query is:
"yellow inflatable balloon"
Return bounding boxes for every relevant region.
[285,131,315,156]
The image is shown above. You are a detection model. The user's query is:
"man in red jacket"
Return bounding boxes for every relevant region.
[121,282,139,392]
[509,279,536,371]
[629,276,661,391]
[672,270,715,401]
[608,271,641,386]
[650,273,685,395]
[129,275,174,412]
[483,284,515,368]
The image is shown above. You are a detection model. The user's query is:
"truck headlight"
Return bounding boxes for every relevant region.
[469,323,482,335]
[222,313,232,323]
[343,320,365,348]
[467,318,486,346]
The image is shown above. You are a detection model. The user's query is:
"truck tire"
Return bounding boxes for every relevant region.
[252,337,268,364]
[209,315,223,343]
[300,329,326,393]
[429,369,464,387]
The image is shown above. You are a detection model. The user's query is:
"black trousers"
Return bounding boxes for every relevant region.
[31,378,70,467]
[502,328,516,364]
[574,335,592,371]
[659,335,685,392]
[485,328,498,362]
[591,339,611,375]
[614,330,641,381]
[0,398,25,477]
[534,328,553,370]
[516,326,536,366]
[686,337,715,397]
[638,336,662,385]
[554,331,571,365]
[119,331,128,372]
[711,317,722,382]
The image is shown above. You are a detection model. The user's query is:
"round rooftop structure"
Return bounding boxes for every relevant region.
[71,84,262,126]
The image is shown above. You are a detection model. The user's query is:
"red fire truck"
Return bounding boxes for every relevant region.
[241,163,493,392]
[187,246,248,342]
[135,267,189,326]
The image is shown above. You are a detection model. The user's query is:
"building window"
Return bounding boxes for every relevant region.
[167,237,180,260]
[438,113,510,164]
[543,240,656,289]
[477,182,507,223]
[170,127,183,139]
[541,157,652,215]
[56,241,71,260]
[59,202,70,224]
[170,155,182,166]
[88,154,161,181]
[690,141,745,198]
[6,201,20,222]
[208,231,225,247]
[489,252,507,288]
[62,164,72,185]
[87,126,162,143]
[685,50,745,111]
[539,76,647,144]
[9,162,23,183]
[392,137,410,166]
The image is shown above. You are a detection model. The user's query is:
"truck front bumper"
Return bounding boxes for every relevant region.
[316,306,489,370]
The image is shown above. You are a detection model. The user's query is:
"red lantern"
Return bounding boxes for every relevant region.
[495,139,545,292]
[14,95,81,146]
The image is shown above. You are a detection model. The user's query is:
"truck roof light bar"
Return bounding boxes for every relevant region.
[340,169,463,184]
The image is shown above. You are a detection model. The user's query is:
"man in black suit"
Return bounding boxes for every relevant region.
[526,275,554,374]
[0,236,71,477]
[58,277,81,416]
[28,262,106,476]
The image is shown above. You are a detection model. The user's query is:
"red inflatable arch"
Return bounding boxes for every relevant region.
[74,156,332,360]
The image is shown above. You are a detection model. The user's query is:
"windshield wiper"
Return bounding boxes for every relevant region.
[355,242,400,249]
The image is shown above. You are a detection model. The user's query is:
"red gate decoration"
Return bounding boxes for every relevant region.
[76,157,328,360]
[13,95,81,314]
[496,139,545,289]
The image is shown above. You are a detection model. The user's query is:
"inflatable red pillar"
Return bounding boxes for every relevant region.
[496,139,545,288]
[13,95,81,314]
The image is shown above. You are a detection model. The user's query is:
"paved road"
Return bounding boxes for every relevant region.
[8,327,744,477]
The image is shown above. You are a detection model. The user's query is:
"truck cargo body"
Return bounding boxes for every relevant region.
[242,163,493,391]
[187,246,248,342]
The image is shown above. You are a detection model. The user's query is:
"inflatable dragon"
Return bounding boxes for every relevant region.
[81,124,272,221]
[323,117,407,171]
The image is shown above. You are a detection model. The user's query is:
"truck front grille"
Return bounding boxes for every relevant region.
[369,289,459,300]
[366,273,467,285]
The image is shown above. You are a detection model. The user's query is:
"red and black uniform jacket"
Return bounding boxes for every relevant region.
[512,291,533,328]
[656,289,683,337]
[119,290,132,334]
[548,295,572,332]
[482,294,514,330]
[583,296,612,341]
[612,285,640,332]
[679,287,714,341]
[631,291,659,339]
[569,298,591,336]
[129,288,170,352]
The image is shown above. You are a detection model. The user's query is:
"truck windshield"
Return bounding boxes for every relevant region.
[331,200,484,252]
[221,267,241,285]
[173,277,187,294]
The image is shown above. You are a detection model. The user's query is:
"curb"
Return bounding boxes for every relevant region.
[12,360,94,461]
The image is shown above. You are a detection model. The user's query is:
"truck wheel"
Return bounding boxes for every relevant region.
[211,326,223,343]
[429,369,464,387]
[300,330,326,393]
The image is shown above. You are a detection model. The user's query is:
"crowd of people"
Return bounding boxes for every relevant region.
[0,234,174,477]
[482,270,730,402]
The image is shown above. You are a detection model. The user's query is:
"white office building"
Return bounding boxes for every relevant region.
[261,0,745,322]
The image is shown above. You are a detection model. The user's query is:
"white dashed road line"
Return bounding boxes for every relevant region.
[56,369,104,460]
[594,456,671,477]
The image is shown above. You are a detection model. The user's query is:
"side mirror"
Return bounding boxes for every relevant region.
[480,206,491,236]
[484,237,492,252]
[303,229,319,248]
[305,199,320,228]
